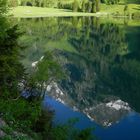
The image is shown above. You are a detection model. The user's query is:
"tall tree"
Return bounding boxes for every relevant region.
[0,0,25,97]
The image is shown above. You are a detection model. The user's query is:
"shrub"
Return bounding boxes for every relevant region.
[8,0,18,7]
[132,12,140,19]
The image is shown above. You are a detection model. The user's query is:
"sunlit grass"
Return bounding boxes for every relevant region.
[9,4,140,19]
[9,6,97,17]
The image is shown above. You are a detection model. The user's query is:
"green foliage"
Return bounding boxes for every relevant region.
[0,0,8,15]
[86,1,92,12]
[124,4,129,16]
[73,0,79,12]
[82,0,86,12]
[2,126,14,136]
[1,125,33,140]
[8,0,19,7]
[95,0,100,11]
[34,52,64,83]
[1,135,32,140]
[0,3,96,140]
[48,119,94,140]
[81,0,100,13]
[101,0,120,4]
[28,51,65,98]
[0,0,25,98]
[8,0,58,7]
[0,20,25,97]
[7,0,101,13]
[91,1,96,13]
[127,0,140,4]
[0,99,41,129]
[0,4,49,139]
[132,12,140,19]
[58,2,72,10]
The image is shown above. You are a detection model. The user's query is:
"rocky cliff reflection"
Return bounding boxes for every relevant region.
[19,17,140,127]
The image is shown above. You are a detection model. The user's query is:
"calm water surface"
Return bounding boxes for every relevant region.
[19,17,140,140]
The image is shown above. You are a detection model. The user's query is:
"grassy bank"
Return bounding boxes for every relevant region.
[9,4,140,18]
[9,6,97,17]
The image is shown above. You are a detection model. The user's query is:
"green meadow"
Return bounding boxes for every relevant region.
[10,4,140,18]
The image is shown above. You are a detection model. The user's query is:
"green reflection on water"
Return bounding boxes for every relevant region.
[18,17,140,115]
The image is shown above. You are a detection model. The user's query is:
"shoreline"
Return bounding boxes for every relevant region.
[9,6,108,18]
[9,6,139,18]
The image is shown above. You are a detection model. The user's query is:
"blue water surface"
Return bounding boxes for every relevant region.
[43,96,140,140]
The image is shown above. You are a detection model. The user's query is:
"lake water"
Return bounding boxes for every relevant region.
[19,17,140,140]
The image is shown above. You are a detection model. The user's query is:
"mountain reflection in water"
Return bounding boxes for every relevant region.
[46,81,132,127]
[19,17,140,139]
